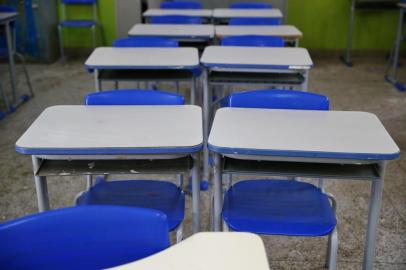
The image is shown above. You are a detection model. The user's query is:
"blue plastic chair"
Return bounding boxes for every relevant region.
[58,0,99,60]
[150,15,203,24]
[77,90,186,242]
[229,2,272,9]
[229,17,281,25]
[160,1,202,9]
[219,89,339,270]
[0,206,170,270]
[0,5,34,108]
[221,35,284,47]
[113,37,179,48]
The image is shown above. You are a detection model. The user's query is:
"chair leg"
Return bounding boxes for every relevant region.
[325,227,338,270]
[91,25,96,49]
[114,81,119,90]
[86,175,93,190]
[58,25,65,62]
[175,81,180,94]
[15,53,34,98]
[222,220,229,232]
[175,222,183,243]
[176,173,184,187]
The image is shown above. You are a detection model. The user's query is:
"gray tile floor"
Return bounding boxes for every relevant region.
[0,56,405,269]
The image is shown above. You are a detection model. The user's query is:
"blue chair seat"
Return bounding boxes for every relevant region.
[223,180,336,236]
[60,20,96,27]
[77,180,185,231]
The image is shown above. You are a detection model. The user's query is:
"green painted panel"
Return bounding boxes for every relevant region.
[287,0,402,50]
[58,0,115,48]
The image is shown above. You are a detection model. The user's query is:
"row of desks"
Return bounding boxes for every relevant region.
[143,8,283,20]
[128,24,303,44]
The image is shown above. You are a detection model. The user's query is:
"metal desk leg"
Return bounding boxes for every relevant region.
[94,69,102,92]
[363,161,386,270]
[5,21,17,108]
[32,156,50,212]
[385,8,405,92]
[191,153,201,233]
[202,69,210,184]
[302,70,309,91]
[213,153,223,231]
[191,76,196,105]
[341,0,355,67]
[0,83,10,115]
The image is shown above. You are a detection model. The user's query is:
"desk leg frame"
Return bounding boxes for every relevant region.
[363,161,386,270]
[5,21,18,108]
[32,156,50,212]
[202,69,211,184]
[191,153,201,233]
[94,69,102,92]
[385,8,405,92]
[212,153,223,231]
[341,0,355,67]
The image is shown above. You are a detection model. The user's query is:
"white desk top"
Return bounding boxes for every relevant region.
[108,232,270,270]
[85,47,199,70]
[0,12,18,24]
[213,8,283,19]
[128,24,215,39]
[208,108,400,161]
[16,105,203,155]
[200,46,313,70]
[143,9,213,17]
[215,25,302,39]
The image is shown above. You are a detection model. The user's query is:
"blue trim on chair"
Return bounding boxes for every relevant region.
[59,20,96,27]
[229,17,282,25]
[229,2,272,9]
[113,37,179,48]
[62,0,97,4]
[0,206,169,270]
[150,15,203,24]
[221,35,284,47]
[85,89,185,105]
[160,1,202,9]
[220,89,329,110]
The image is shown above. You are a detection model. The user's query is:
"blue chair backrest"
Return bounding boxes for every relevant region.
[220,90,330,110]
[229,17,281,25]
[0,206,170,270]
[113,37,179,47]
[0,5,16,12]
[229,2,272,9]
[62,0,97,4]
[160,1,202,9]
[221,35,284,47]
[86,89,185,105]
[150,15,202,24]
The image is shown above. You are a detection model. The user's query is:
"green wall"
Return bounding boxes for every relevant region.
[58,0,116,48]
[60,0,403,50]
[287,0,400,50]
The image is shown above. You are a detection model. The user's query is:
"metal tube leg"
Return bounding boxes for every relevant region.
[202,69,210,183]
[363,162,386,270]
[86,175,93,190]
[0,82,10,113]
[32,156,50,212]
[114,81,119,90]
[190,77,196,105]
[94,69,101,92]
[58,25,65,61]
[176,222,184,243]
[91,25,96,49]
[16,53,34,97]
[386,8,404,87]
[342,0,355,66]
[191,153,201,233]
[326,228,338,270]
[5,21,17,104]
[176,173,184,187]
[176,81,180,94]
[302,70,309,91]
[213,153,223,231]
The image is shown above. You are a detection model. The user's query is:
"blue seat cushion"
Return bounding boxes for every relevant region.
[60,20,96,27]
[77,180,185,231]
[223,180,336,236]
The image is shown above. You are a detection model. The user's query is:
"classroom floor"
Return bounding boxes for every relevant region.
[0,55,405,269]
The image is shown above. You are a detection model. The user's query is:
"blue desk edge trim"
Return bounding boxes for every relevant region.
[85,64,202,73]
[16,143,203,155]
[201,63,313,70]
[207,144,400,161]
